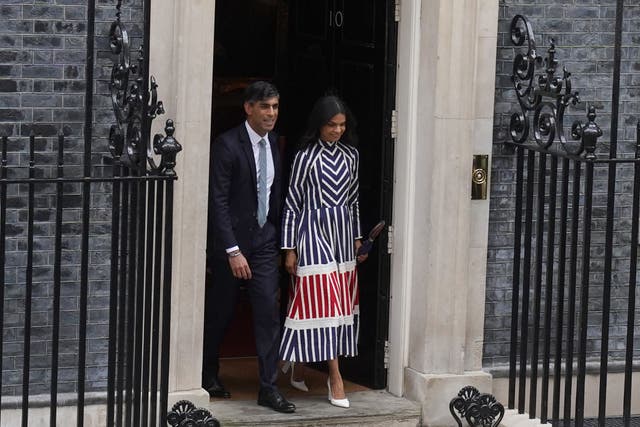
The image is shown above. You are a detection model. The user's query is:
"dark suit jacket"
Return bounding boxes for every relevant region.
[210,123,282,258]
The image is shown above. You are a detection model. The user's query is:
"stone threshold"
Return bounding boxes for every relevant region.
[206,389,422,426]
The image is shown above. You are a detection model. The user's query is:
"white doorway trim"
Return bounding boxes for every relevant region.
[387,0,422,397]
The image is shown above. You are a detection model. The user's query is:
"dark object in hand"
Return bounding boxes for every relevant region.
[357,220,386,256]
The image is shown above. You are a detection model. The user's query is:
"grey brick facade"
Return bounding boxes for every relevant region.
[3,0,639,401]
[485,0,640,369]
[0,0,141,396]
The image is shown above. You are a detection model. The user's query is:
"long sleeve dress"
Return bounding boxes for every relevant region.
[280,139,362,363]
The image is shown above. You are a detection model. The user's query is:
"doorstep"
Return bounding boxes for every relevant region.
[205,389,422,426]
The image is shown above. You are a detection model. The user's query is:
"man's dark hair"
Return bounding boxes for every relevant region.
[243,81,279,104]
[298,95,358,150]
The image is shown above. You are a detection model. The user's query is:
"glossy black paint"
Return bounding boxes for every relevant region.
[106,0,181,425]
[287,0,397,390]
[0,136,5,427]
[450,386,505,427]
[506,11,640,427]
[0,0,180,425]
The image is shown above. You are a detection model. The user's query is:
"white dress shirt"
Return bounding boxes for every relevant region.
[225,122,275,254]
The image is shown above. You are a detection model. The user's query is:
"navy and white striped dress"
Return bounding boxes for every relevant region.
[280,139,362,362]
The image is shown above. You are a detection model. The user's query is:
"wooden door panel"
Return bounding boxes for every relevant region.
[283,0,395,389]
[339,0,376,48]
[333,0,393,390]
[292,0,331,40]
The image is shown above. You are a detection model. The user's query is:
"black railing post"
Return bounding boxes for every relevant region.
[564,160,581,427]
[622,122,640,426]
[598,1,624,424]
[157,120,181,425]
[0,135,7,427]
[107,151,122,427]
[124,170,138,427]
[141,176,156,427]
[529,152,547,418]
[149,179,165,427]
[540,154,558,423]
[50,134,65,426]
[552,157,570,422]
[159,179,174,427]
[21,133,36,427]
[575,160,594,426]
[508,146,525,409]
[78,0,97,423]
[116,170,130,427]
[518,151,535,413]
[575,107,601,426]
[132,170,147,427]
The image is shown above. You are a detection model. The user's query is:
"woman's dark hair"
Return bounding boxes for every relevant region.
[298,95,358,150]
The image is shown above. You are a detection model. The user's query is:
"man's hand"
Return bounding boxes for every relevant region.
[355,240,368,264]
[229,253,252,280]
[284,249,297,276]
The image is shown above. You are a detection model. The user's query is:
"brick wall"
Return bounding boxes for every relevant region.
[485,0,640,369]
[0,0,142,396]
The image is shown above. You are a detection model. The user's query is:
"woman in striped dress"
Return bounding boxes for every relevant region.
[280,95,367,408]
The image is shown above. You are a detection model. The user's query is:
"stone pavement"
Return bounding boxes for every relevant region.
[206,389,422,426]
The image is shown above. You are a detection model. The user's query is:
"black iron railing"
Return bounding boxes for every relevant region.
[107,0,180,424]
[450,386,504,427]
[506,7,640,427]
[0,130,179,426]
[0,0,181,425]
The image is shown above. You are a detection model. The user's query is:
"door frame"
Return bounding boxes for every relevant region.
[205,0,402,390]
[150,0,502,416]
[147,0,414,403]
[386,0,421,396]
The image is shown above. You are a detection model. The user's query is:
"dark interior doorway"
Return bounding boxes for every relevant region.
[206,0,397,389]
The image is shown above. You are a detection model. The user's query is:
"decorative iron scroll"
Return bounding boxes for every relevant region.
[450,386,505,427]
[109,0,181,174]
[509,15,601,157]
[167,400,220,427]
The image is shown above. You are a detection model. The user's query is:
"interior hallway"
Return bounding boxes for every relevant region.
[215,357,370,401]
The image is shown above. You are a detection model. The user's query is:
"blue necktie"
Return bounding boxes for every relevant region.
[257,138,268,227]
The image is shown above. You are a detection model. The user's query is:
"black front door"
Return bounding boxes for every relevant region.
[287,0,397,389]
[206,0,396,390]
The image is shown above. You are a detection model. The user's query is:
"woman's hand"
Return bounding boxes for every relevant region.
[355,239,368,263]
[284,249,298,275]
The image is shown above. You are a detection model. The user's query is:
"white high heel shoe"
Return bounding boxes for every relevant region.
[281,361,309,392]
[327,378,349,408]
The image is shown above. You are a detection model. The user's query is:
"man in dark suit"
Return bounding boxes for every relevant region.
[203,81,295,413]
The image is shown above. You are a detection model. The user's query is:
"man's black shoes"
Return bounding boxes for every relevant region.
[204,377,231,399]
[257,388,296,413]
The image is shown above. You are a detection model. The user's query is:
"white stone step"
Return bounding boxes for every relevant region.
[206,390,422,426]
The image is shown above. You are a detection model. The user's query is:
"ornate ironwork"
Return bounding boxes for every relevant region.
[167,400,220,427]
[509,14,601,156]
[450,386,505,427]
[108,0,180,174]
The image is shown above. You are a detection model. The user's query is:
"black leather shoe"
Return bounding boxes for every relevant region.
[257,388,296,413]
[204,377,231,399]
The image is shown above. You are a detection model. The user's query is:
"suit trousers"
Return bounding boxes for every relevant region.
[203,221,280,391]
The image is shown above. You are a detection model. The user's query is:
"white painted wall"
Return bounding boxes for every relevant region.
[389,0,500,424]
[150,0,215,408]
